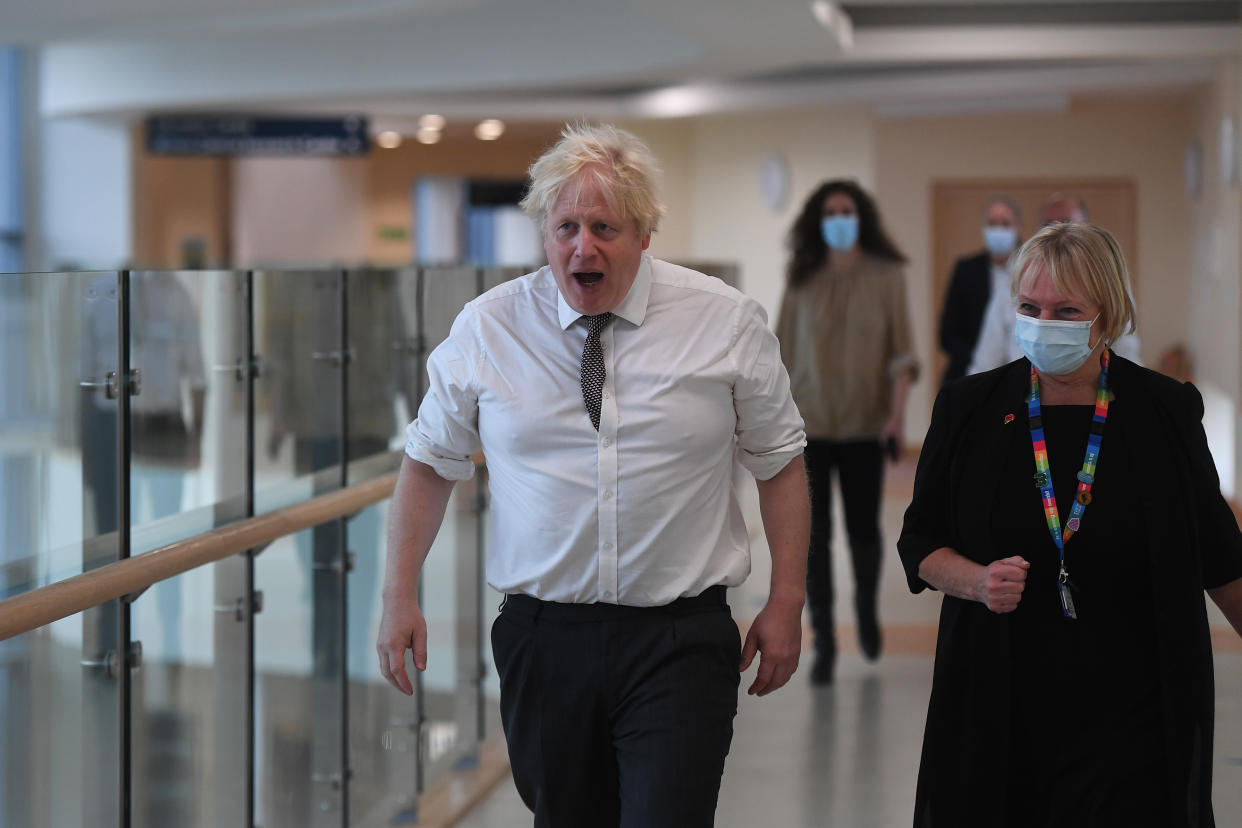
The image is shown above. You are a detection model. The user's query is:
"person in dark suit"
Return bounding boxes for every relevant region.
[937,197,1021,385]
[900,221,1242,827]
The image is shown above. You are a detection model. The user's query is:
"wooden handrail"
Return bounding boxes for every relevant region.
[0,471,398,642]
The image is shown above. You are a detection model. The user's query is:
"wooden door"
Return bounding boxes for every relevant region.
[930,178,1137,386]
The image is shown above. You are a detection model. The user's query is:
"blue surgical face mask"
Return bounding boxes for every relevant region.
[821,215,859,252]
[1014,312,1101,375]
[983,225,1017,258]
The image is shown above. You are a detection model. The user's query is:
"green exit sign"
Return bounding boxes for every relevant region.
[377,225,409,242]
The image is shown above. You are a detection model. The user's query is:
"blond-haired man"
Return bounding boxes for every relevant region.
[378,123,809,827]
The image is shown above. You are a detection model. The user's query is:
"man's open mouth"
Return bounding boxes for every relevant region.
[574,272,604,286]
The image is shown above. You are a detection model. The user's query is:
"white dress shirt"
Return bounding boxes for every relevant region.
[406,255,806,606]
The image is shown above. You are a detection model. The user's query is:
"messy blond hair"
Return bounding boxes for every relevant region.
[1011,222,1137,347]
[520,122,665,237]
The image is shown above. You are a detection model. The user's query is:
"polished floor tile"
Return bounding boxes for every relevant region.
[458,458,1242,827]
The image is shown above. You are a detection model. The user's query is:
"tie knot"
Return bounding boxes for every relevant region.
[586,312,613,334]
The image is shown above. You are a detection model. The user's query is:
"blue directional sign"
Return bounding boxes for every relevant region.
[146,115,370,156]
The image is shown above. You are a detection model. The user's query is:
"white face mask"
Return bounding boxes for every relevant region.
[983,226,1017,258]
[1014,312,1101,375]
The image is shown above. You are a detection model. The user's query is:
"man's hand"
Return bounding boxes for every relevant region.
[376,598,428,696]
[378,456,456,694]
[975,556,1030,613]
[738,596,803,697]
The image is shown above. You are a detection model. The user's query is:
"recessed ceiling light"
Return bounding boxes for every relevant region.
[376,130,402,149]
[419,114,446,131]
[809,1,853,51]
[474,119,505,141]
[416,127,442,145]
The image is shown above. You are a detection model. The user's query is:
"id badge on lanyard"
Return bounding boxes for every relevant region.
[1027,351,1110,620]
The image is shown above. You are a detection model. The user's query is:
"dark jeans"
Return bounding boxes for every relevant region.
[491,587,741,828]
[804,438,884,657]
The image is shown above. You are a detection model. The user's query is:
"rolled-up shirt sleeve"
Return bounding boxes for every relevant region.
[405,309,482,481]
[731,297,806,480]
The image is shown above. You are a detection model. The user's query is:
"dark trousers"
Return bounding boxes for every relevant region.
[490,587,741,828]
[804,438,884,656]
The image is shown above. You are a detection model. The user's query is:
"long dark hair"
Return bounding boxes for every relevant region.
[786,179,906,287]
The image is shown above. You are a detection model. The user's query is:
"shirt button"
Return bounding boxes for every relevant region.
[603,590,613,599]
[604,489,613,499]
[602,437,611,447]
[603,390,610,399]
[603,542,613,551]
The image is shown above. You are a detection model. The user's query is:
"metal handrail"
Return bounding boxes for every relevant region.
[0,470,398,642]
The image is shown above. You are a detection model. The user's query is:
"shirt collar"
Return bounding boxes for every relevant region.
[556,254,652,330]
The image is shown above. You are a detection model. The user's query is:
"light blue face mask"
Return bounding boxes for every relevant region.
[983,225,1017,258]
[1014,312,1101,375]
[821,215,859,252]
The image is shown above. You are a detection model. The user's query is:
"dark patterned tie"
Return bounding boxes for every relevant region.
[579,312,613,431]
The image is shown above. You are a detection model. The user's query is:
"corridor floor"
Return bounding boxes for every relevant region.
[457,457,1242,827]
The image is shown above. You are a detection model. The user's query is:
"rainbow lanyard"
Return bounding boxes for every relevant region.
[1027,350,1110,620]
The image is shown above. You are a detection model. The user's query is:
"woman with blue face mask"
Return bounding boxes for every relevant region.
[898,221,1242,827]
[775,179,919,685]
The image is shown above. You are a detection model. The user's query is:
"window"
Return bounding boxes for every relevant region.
[0,47,24,273]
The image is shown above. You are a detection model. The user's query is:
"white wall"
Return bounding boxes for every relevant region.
[683,109,877,329]
[231,156,369,268]
[632,109,877,326]
[620,118,695,263]
[632,97,1212,451]
[1189,59,1242,499]
[38,116,131,270]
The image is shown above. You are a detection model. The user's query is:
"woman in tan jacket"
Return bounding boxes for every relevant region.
[775,179,919,684]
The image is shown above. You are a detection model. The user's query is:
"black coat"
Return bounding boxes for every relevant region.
[937,251,993,385]
[898,354,1242,827]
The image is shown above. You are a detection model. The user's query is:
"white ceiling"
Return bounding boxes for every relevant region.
[9,0,1239,121]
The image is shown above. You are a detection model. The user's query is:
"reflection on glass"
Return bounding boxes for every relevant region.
[130,271,208,661]
[255,271,347,826]
[346,269,414,685]
[255,532,319,828]
[0,272,121,826]
[420,267,478,386]
[128,270,249,828]
[130,570,210,828]
[0,266,501,827]
[347,501,418,826]
[347,269,418,463]
[255,270,343,491]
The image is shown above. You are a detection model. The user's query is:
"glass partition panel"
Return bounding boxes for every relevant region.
[254,532,320,827]
[254,269,346,826]
[0,271,122,826]
[128,269,250,827]
[480,265,525,295]
[346,500,418,827]
[419,266,480,399]
[254,269,344,497]
[345,269,413,814]
[129,567,212,828]
[415,265,483,783]
[479,467,504,734]
[347,268,417,460]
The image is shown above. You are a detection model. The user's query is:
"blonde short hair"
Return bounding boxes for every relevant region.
[520,122,665,237]
[1011,222,1137,347]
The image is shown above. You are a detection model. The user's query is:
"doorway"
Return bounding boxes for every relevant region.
[929,177,1137,386]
